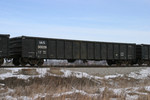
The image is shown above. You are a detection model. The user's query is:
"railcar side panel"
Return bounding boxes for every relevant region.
[87,42,94,59]
[48,40,57,59]
[114,44,119,59]
[136,45,141,60]
[149,46,150,59]
[95,43,101,60]
[120,45,127,60]
[73,41,80,59]
[0,36,9,57]
[128,45,135,60]
[22,38,36,58]
[36,39,48,58]
[107,44,113,59]
[81,42,87,59]
[101,43,107,59]
[65,41,73,59]
[57,40,65,59]
[142,45,149,60]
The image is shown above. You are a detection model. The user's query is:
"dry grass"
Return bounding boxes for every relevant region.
[0,70,150,100]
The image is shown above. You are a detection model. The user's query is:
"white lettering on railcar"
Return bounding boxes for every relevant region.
[37,50,47,55]
[129,45,132,48]
[115,54,118,57]
[38,45,47,49]
[120,52,124,56]
[43,51,47,54]
[39,41,46,45]
[38,51,42,54]
[28,52,35,54]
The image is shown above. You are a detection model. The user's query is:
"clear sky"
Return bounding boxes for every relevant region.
[0,0,150,43]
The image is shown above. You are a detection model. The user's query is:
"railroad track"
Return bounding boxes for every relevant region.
[0,65,149,68]
[1,65,148,76]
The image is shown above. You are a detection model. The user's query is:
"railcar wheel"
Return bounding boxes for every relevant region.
[107,60,112,66]
[28,59,38,66]
[130,62,134,66]
[138,61,143,66]
[19,58,27,66]
[30,64,35,66]
[126,61,130,66]
[13,58,20,66]
[67,59,76,63]
[148,62,150,66]
[0,58,4,66]
[116,62,121,66]
[83,60,87,63]
[37,59,44,66]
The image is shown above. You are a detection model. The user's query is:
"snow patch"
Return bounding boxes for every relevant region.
[34,93,48,99]
[145,86,150,92]
[104,74,124,79]
[128,68,150,79]
[126,94,139,100]
[52,88,99,98]
[61,69,103,80]
[111,88,123,95]
[5,96,33,100]
[0,68,50,80]
[99,87,105,93]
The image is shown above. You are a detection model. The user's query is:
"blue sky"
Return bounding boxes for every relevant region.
[0,0,150,43]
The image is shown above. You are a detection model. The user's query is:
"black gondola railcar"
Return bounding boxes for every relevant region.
[0,34,10,66]
[136,44,150,65]
[9,36,137,66]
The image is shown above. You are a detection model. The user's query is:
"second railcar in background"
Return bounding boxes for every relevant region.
[9,36,136,66]
[136,44,150,65]
[0,34,9,66]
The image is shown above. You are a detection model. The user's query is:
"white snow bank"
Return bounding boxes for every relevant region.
[0,68,103,82]
[99,85,150,99]
[5,96,32,100]
[128,68,150,79]
[61,69,103,80]
[0,68,50,80]
[126,94,139,100]
[145,86,150,92]
[1,67,150,81]
[33,93,48,99]
[52,88,99,98]
[104,74,124,79]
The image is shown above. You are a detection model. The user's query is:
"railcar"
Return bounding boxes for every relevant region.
[0,34,10,66]
[9,36,137,66]
[136,44,150,65]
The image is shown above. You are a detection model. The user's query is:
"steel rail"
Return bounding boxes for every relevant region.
[0,65,149,68]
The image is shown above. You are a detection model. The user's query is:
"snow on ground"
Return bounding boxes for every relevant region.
[128,68,150,79]
[145,86,150,91]
[60,69,103,80]
[102,67,150,80]
[2,88,99,100]
[0,68,104,80]
[5,96,33,100]
[0,67,150,80]
[3,86,150,100]
[104,74,124,79]
[2,86,150,100]
[0,67,150,99]
[52,88,99,98]
[99,86,150,100]
[0,68,50,80]
[108,86,150,95]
